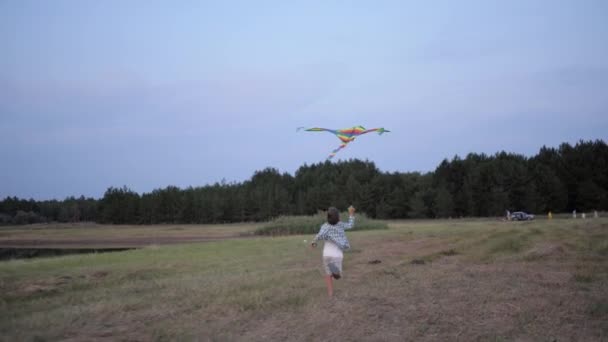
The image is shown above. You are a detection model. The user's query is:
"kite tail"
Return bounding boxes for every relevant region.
[328,143,348,159]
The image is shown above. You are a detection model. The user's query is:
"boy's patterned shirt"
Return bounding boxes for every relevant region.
[312,216,355,250]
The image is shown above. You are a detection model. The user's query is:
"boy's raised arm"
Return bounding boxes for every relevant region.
[343,205,356,230]
[343,215,355,230]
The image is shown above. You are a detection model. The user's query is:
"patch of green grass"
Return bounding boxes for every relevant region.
[590,237,608,256]
[588,301,608,318]
[463,228,548,260]
[440,249,459,256]
[254,213,387,236]
[573,272,594,283]
[409,248,460,265]
[528,227,544,235]
[410,258,427,265]
[381,267,401,278]
[567,229,608,259]
[522,252,546,262]
[488,235,527,254]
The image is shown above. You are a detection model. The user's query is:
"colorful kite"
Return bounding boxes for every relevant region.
[298,126,390,159]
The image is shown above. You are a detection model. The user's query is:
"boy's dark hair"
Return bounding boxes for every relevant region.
[327,207,340,225]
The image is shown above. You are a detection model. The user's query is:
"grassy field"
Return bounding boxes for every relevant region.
[1,218,607,341]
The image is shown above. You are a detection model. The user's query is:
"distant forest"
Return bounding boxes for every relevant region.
[1,140,607,225]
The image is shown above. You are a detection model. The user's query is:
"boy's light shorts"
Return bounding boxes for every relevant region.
[322,256,343,275]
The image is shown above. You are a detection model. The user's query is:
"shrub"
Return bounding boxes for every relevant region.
[12,211,45,225]
[0,213,12,225]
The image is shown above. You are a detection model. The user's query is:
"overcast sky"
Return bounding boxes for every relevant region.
[1,0,607,200]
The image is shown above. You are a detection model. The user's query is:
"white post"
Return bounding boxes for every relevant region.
[595,210,599,218]
[573,210,577,219]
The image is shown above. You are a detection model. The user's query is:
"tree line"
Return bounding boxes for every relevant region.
[1,140,607,225]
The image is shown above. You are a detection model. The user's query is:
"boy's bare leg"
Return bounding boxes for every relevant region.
[324,275,334,297]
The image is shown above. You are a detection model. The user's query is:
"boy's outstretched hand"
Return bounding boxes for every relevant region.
[348,205,356,216]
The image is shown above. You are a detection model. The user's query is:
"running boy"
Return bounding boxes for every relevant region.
[311,205,355,297]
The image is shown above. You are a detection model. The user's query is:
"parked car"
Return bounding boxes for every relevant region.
[511,211,535,221]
